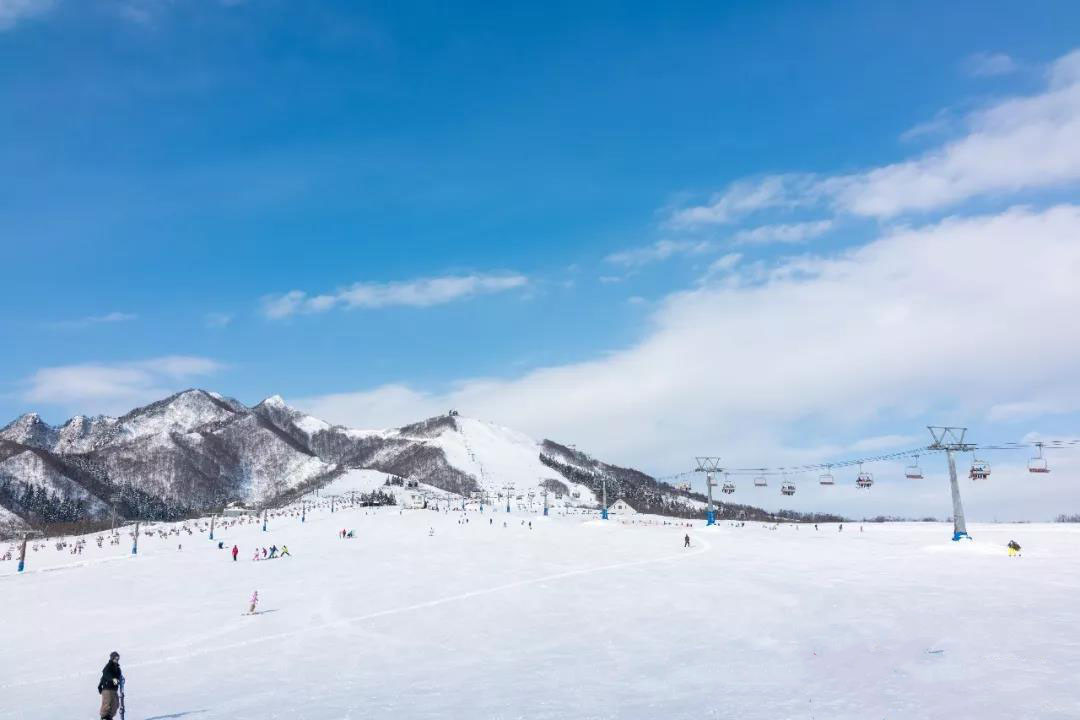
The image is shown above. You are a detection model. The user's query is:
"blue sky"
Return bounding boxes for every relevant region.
[3,1,1080,518]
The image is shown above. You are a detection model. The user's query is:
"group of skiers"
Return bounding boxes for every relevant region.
[251,544,290,560]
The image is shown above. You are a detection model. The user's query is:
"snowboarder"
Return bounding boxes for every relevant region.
[217,541,224,549]
[1008,540,1022,557]
[97,651,123,720]
[280,545,291,557]
[231,545,239,561]
[248,590,259,614]
[684,534,691,548]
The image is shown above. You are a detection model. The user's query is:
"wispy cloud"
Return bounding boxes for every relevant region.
[732,220,833,245]
[204,312,233,328]
[21,355,223,414]
[962,52,1017,78]
[0,0,54,30]
[604,239,715,267]
[667,175,817,228]
[671,49,1080,223]
[50,312,138,330]
[263,273,528,319]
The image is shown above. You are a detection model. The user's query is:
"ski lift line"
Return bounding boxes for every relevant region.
[660,437,1080,484]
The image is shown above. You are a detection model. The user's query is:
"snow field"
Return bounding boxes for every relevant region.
[2,508,1079,719]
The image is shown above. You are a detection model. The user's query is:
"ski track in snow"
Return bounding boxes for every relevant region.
[0,531,711,691]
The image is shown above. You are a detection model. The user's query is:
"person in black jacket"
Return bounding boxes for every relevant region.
[97,651,123,719]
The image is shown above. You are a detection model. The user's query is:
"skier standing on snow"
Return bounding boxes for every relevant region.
[97,651,123,720]
[280,545,291,557]
[248,590,259,614]
[231,545,239,561]
[684,534,691,548]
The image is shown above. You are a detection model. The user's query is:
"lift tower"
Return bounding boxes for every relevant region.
[695,457,722,526]
[928,426,974,541]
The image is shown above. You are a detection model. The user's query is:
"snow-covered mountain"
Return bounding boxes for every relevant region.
[0,389,822,535]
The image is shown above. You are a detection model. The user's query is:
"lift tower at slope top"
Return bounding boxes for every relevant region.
[695,457,721,526]
[927,426,974,541]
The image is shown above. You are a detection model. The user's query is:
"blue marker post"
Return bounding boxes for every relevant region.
[601,477,608,520]
[302,502,306,523]
[17,534,29,573]
[262,509,268,532]
[131,522,140,555]
[209,514,216,541]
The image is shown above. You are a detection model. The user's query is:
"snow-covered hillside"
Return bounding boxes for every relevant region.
[0,389,754,534]
[3,507,1077,719]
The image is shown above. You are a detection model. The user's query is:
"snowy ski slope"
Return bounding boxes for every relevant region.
[2,505,1078,719]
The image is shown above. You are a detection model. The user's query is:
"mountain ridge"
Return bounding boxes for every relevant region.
[0,389,844,536]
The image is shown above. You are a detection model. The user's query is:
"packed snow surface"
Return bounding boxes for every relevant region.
[2,511,1078,719]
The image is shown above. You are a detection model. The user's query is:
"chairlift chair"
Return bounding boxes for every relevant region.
[754,475,768,488]
[721,478,736,495]
[904,455,924,480]
[969,459,990,480]
[1028,442,1049,474]
[855,463,874,489]
[780,481,796,496]
[819,465,835,486]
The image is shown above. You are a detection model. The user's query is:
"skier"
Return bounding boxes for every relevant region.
[838,524,843,532]
[252,549,260,561]
[684,533,691,548]
[262,547,267,559]
[97,651,123,720]
[248,590,259,614]
[268,545,278,559]
[1008,540,1022,557]
[428,527,435,536]
[280,545,291,557]
[231,545,239,562]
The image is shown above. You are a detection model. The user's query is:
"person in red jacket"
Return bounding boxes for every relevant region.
[231,545,239,561]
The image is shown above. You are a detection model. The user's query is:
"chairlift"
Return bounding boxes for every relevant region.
[754,475,768,488]
[1028,442,1049,474]
[969,458,990,480]
[905,454,924,480]
[819,464,835,486]
[721,475,736,495]
[855,463,874,489]
[780,480,796,496]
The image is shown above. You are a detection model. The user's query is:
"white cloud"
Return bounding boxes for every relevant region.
[673,49,1080,223]
[0,0,53,30]
[963,52,1017,78]
[605,239,714,266]
[51,312,138,329]
[22,355,224,415]
[667,174,818,227]
[299,205,1080,519]
[732,220,833,245]
[205,312,233,328]
[263,273,528,319]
